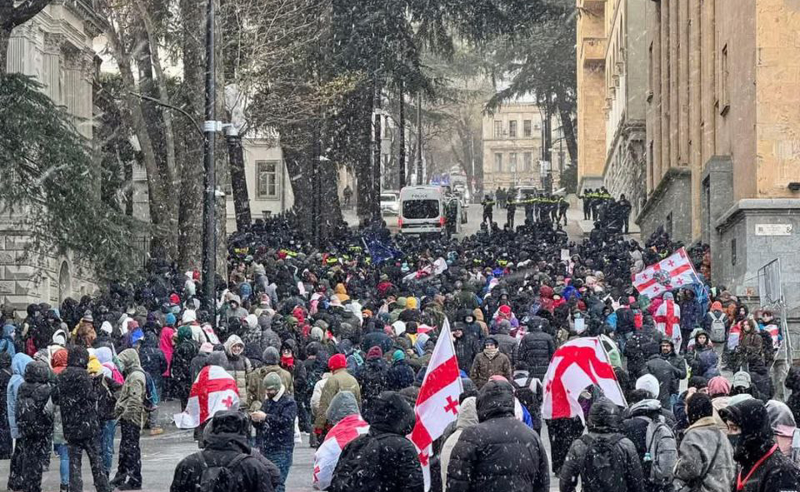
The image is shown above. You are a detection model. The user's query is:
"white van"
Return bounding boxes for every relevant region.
[398,186,446,236]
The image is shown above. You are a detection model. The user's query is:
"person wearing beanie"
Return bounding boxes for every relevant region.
[673,391,736,492]
[358,346,389,423]
[635,373,661,400]
[171,325,199,410]
[314,352,361,437]
[470,337,512,389]
[672,376,709,437]
[314,391,367,490]
[251,372,296,492]
[706,375,734,434]
[247,346,293,412]
[387,348,415,392]
[721,398,800,492]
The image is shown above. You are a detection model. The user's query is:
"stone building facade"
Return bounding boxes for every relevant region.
[642,0,800,311]
[1,1,103,309]
[600,0,648,218]
[575,0,607,193]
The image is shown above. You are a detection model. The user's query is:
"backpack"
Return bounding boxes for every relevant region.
[709,312,726,343]
[642,416,677,486]
[134,369,160,412]
[580,433,627,492]
[17,385,53,437]
[198,451,250,492]
[511,375,539,413]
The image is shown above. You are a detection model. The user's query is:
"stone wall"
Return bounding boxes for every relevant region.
[637,168,692,244]
[603,120,647,216]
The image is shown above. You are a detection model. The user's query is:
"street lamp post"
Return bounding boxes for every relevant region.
[202,0,217,327]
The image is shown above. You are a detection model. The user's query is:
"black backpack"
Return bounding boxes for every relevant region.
[511,375,539,413]
[579,433,627,492]
[198,452,250,492]
[16,384,53,437]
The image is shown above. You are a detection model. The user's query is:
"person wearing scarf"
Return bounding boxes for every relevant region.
[470,337,512,389]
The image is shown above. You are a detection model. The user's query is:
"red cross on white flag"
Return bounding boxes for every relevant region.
[409,319,463,491]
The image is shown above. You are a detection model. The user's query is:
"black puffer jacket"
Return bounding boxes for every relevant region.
[357,356,389,423]
[518,326,555,380]
[330,391,423,492]
[722,398,800,492]
[16,361,53,438]
[170,411,279,492]
[447,380,550,492]
[785,366,800,422]
[52,347,99,443]
[453,333,480,373]
[624,326,662,379]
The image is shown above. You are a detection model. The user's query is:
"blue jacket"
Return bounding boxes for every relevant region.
[0,325,14,357]
[258,392,297,453]
[7,354,32,439]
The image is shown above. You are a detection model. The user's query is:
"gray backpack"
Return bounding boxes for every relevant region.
[642,416,677,486]
[709,312,726,344]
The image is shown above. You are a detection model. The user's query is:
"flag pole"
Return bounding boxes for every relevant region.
[597,336,628,408]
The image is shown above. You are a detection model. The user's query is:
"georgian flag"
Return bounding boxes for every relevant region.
[632,248,702,299]
[174,365,239,429]
[542,337,626,422]
[728,321,742,351]
[409,321,463,491]
[763,323,780,349]
[655,299,683,352]
[312,415,369,490]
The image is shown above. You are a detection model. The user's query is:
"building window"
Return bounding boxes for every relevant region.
[509,120,517,138]
[719,44,730,116]
[494,121,502,138]
[509,152,518,171]
[383,115,391,138]
[494,153,503,172]
[524,152,533,171]
[257,160,279,199]
[523,120,532,137]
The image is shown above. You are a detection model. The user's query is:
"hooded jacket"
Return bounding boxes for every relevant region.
[315,368,361,430]
[447,381,549,492]
[440,397,478,491]
[6,353,32,439]
[686,331,720,380]
[559,398,644,492]
[16,361,53,438]
[224,335,252,405]
[139,331,168,386]
[247,347,293,411]
[170,411,280,492]
[469,348,512,389]
[357,355,389,423]
[0,352,13,458]
[722,398,800,492]
[52,348,99,442]
[115,349,147,427]
[518,324,556,381]
[329,391,423,492]
[673,415,735,492]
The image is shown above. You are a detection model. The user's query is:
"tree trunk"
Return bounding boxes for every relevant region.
[398,82,405,190]
[227,134,251,231]
[0,27,10,75]
[177,0,206,272]
[556,95,577,165]
[372,77,382,222]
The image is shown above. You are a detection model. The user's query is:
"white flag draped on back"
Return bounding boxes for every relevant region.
[542,337,625,422]
[409,322,463,491]
[632,248,701,299]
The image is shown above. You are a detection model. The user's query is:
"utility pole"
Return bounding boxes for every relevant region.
[416,91,423,185]
[201,0,217,327]
[399,82,405,190]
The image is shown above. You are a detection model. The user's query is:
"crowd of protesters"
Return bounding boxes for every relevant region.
[0,202,798,492]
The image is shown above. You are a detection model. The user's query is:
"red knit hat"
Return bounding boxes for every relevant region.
[328,353,347,371]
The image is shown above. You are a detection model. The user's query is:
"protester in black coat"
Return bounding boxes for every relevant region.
[644,339,686,408]
[17,361,54,492]
[386,352,415,391]
[624,323,662,379]
[0,352,13,459]
[357,346,389,423]
[453,324,480,373]
[785,366,800,423]
[721,398,800,492]
[447,380,550,492]
[51,346,111,492]
[170,411,279,492]
[560,398,645,492]
[517,322,555,381]
[329,391,423,492]
[140,331,168,390]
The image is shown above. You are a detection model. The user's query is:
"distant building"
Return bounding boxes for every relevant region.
[1,2,103,309]
[481,102,548,193]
